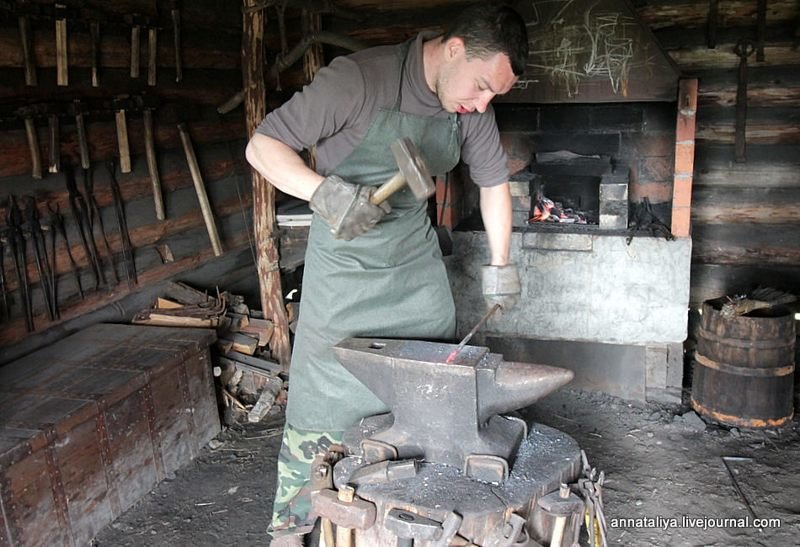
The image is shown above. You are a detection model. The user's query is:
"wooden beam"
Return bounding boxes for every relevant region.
[671,78,698,238]
[242,0,291,370]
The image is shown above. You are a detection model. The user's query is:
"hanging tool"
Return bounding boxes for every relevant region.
[756,0,767,62]
[170,0,182,82]
[147,24,158,86]
[86,8,105,87]
[71,100,91,170]
[47,104,61,174]
[47,202,83,299]
[0,228,9,321]
[65,166,105,289]
[734,39,755,163]
[706,0,718,49]
[54,3,68,86]
[17,0,37,86]
[113,97,132,173]
[22,196,56,320]
[44,203,58,314]
[126,13,145,79]
[107,161,137,286]
[135,95,165,220]
[82,167,118,285]
[446,303,501,363]
[18,105,42,179]
[7,197,34,331]
[177,122,223,256]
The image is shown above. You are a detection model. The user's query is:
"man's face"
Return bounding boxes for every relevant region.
[435,38,518,115]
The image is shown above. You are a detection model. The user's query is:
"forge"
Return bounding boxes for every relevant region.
[313,337,584,546]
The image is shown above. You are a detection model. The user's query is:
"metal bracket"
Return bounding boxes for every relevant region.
[360,438,398,464]
[464,454,509,483]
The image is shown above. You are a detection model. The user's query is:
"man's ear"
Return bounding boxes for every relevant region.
[444,37,465,61]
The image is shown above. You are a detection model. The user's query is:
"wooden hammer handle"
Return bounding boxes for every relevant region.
[143,110,165,220]
[369,171,405,205]
[18,16,36,86]
[177,123,223,256]
[24,117,42,179]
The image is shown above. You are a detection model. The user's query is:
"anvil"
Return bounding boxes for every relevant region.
[333,338,574,478]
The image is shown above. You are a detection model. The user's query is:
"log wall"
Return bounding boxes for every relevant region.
[0,0,296,352]
[636,0,800,305]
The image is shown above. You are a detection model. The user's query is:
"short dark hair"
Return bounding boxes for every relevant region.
[441,3,528,76]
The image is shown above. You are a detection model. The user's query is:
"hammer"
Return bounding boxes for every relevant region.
[370,137,434,205]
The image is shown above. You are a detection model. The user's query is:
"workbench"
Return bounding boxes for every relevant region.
[0,323,220,546]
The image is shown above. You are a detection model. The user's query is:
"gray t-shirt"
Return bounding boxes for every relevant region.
[256,32,509,187]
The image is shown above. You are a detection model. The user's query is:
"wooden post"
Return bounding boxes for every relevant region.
[242,0,291,369]
[671,78,698,238]
[302,9,323,171]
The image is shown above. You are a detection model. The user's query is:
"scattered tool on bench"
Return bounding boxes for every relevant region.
[369,137,435,206]
[446,303,501,363]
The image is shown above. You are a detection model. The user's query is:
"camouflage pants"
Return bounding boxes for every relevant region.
[268,423,344,539]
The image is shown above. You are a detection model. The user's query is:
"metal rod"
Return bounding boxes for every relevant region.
[721,456,759,523]
[446,304,501,363]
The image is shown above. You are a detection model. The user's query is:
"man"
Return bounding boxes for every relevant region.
[245,3,528,545]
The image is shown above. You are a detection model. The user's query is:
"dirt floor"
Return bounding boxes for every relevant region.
[93,388,800,547]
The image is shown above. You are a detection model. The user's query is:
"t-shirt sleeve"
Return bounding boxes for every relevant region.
[459,105,510,187]
[255,56,366,151]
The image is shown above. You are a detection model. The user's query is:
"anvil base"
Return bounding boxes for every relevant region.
[333,423,582,546]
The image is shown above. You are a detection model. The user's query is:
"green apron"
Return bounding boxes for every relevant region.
[286,43,461,432]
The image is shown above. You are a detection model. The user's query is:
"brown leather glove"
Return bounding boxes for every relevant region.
[481,264,521,312]
[309,175,391,240]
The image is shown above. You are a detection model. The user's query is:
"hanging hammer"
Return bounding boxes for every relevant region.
[370,137,435,205]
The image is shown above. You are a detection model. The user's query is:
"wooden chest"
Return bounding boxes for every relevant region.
[0,324,220,546]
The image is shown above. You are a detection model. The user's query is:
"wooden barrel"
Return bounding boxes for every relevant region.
[691,297,796,428]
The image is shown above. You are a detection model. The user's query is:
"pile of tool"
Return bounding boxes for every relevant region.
[307,337,608,546]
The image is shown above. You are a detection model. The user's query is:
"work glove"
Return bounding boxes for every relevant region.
[481,264,521,313]
[309,175,391,241]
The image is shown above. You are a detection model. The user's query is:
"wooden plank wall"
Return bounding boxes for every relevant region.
[636,0,800,305]
[0,0,300,349]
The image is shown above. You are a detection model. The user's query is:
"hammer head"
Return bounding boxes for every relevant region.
[390,137,435,201]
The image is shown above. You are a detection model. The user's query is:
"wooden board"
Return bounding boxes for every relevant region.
[498,0,679,103]
[0,324,219,546]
